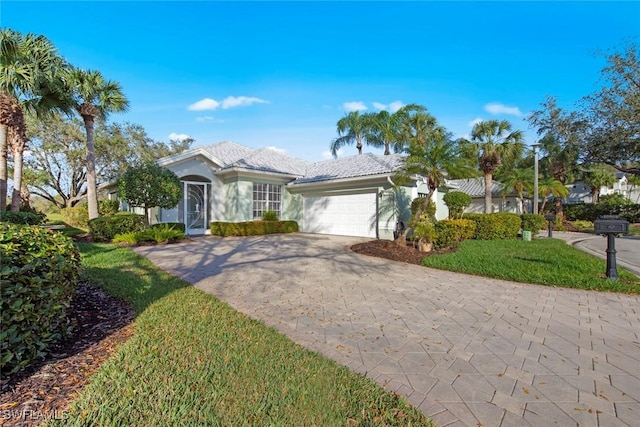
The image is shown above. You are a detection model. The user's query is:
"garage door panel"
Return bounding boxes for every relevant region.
[303,193,376,238]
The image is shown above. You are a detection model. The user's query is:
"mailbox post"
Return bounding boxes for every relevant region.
[593,215,630,280]
[544,213,556,238]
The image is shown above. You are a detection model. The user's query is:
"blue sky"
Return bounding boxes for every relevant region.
[3,1,639,162]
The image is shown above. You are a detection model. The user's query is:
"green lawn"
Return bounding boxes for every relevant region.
[49,243,432,427]
[422,238,640,294]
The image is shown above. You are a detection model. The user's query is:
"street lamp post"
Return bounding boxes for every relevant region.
[532,143,541,214]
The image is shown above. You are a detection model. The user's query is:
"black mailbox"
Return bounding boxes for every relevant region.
[544,213,556,222]
[594,215,629,235]
[593,215,629,280]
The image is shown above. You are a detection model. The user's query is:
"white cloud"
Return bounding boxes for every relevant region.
[372,100,404,112]
[388,101,405,112]
[188,96,268,111]
[468,117,483,127]
[484,103,523,117]
[188,98,220,111]
[221,96,268,109]
[343,101,367,112]
[196,116,214,122]
[169,132,191,141]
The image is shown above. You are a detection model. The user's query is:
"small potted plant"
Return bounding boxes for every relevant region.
[412,219,437,252]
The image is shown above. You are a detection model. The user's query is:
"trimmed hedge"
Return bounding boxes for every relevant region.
[151,222,186,233]
[520,213,546,235]
[61,206,89,228]
[88,213,146,241]
[434,219,476,250]
[210,221,299,237]
[1,224,81,375]
[99,199,120,216]
[564,203,640,223]
[463,213,522,240]
[0,211,46,225]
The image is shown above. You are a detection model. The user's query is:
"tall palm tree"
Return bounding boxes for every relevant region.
[460,120,525,213]
[499,167,534,213]
[68,68,129,219]
[0,29,67,211]
[538,177,569,213]
[365,104,424,155]
[330,111,369,156]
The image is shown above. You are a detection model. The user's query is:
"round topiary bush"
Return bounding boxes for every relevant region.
[0,224,81,375]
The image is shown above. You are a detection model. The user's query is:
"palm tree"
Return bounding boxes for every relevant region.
[394,126,475,245]
[582,165,616,204]
[330,111,369,156]
[499,167,534,213]
[538,177,569,213]
[460,120,525,213]
[0,29,67,211]
[365,104,424,155]
[68,68,129,219]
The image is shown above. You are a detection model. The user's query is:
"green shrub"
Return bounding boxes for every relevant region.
[88,213,146,241]
[151,222,186,233]
[144,224,185,243]
[434,219,476,250]
[60,206,89,228]
[599,193,631,207]
[113,224,185,246]
[520,213,546,235]
[0,211,46,225]
[463,212,521,240]
[443,191,472,219]
[572,220,594,231]
[262,210,279,221]
[410,198,436,223]
[112,231,141,245]
[99,199,120,216]
[412,219,437,243]
[0,224,81,375]
[210,221,299,236]
[565,202,640,223]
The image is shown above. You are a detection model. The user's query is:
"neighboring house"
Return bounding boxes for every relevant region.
[444,178,523,214]
[105,141,424,239]
[565,173,640,204]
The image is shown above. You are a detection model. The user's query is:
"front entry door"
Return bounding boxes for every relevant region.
[185,182,207,235]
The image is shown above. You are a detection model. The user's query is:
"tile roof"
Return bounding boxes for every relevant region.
[201,141,254,166]
[161,141,405,182]
[447,178,508,197]
[222,147,309,176]
[291,153,406,185]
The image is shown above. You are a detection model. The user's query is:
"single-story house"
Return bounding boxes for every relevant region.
[106,141,426,239]
[443,178,524,214]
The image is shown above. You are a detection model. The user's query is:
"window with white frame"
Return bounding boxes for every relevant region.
[253,183,282,219]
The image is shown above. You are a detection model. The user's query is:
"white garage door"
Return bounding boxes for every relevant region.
[303,192,377,238]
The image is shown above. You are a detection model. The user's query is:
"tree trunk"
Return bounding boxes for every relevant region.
[10,148,23,212]
[84,115,100,220]
[484,173,493,214]
[395,189,434,247]
[592,188,600,204]
[0,124,7,212]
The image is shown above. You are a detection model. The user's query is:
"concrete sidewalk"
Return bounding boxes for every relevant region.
[135,234,640,426]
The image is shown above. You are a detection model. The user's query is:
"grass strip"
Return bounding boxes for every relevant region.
[49,243,432,426]
[422,238,640,293]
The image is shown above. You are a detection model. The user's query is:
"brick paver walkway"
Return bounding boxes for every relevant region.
[135,234,640,426]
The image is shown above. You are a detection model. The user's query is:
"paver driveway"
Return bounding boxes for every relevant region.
[134,233,640,426]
